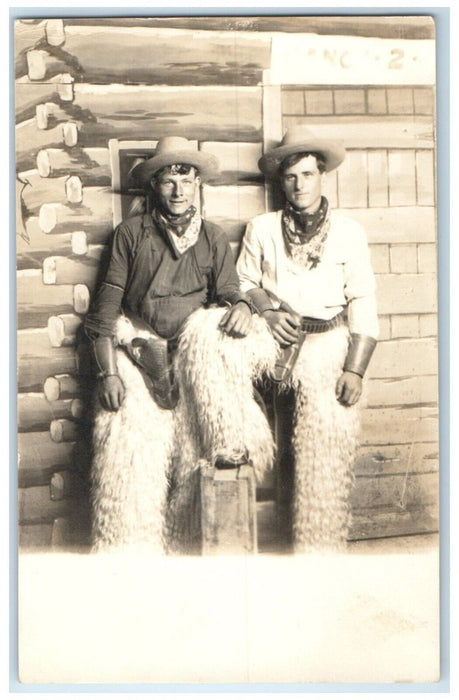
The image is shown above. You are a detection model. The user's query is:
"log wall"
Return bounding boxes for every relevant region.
[15,16,439,549]
[15,17,268,549]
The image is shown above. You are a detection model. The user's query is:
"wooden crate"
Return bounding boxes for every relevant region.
[201,464,257,555]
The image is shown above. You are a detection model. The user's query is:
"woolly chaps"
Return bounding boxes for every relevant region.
[90,307,277,554]
[283,325,360,553]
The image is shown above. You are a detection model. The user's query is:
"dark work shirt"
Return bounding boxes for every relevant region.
[84,213,249,340]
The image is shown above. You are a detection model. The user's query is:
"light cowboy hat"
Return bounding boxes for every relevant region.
[258,125,346,178]
[132,136,219,186]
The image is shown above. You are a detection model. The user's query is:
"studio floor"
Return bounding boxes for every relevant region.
[17,532,440,686]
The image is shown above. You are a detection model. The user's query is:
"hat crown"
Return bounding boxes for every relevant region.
[131,134,218,184]
[280,125,319,149]
[155,136,196,157]
[258,125,346,177]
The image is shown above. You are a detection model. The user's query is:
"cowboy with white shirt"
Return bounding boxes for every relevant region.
[237,125,379,551]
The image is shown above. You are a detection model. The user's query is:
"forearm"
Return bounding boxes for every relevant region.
[246,287,277,314]
[84,282,124,338]
[217,288,254,312]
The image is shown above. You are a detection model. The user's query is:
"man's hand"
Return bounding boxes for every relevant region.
[262,309,300,347]
[335,371,362,406]
[98,375,126,411]
[219,302,252,337]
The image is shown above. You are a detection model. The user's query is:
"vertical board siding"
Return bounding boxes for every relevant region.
[389,244,418,273]
[333,88,366,114]
[281,90,304,115]
[304,89,334,115]
[415,150,435,206]
[370,245,390,274]
[367,88,388,114]
[337,150,368,208]
[390,314,420,339]
[388,150,417,206]
[322,168,338,209]
[367,150,389,207]
[386,88,415,114]
[417,244,437,273]
[413,87,435,115]
[280,81,438,539]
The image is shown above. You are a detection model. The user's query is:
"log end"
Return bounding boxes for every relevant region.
[62,122,78,146]
[44,376,60,402]
[36,149,51,177]
[43,256,57,285]
[35,104,49,130]
[71,399,84,419]
[65,176,83,204]
[58,83,74,103]
[45,19,65,47]
[26,49,47,81]
[50,420,64,442]
[50,472,65,500]
[39,204,57,233]
[73,284,90,314]
[71,231,88,256]
[47,315,65,347]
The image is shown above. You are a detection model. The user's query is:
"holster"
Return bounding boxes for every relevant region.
[343,333,377,378]
[271,332,307,384]
[124,334,179,411]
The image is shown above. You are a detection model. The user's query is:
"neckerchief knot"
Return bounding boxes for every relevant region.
[281,197,330,269]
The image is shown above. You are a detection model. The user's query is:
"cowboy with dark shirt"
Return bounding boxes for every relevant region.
[85,137,253,411]
[84,136,274,552]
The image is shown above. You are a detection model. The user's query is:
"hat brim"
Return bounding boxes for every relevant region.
[132,150,219,185]
[258,138,346,178]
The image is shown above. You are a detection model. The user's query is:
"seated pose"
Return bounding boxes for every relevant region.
[236,125,379,552]
[84,136,277,553]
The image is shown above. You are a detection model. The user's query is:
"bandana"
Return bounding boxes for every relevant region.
[154,205,202,256]
[281,197,330,269]
[157,204,197,235]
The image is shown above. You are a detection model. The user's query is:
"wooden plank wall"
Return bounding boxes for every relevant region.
[15,17,438,548]
[281,85,438,539]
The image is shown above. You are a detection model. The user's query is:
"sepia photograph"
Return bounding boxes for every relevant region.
[14,11,443,688]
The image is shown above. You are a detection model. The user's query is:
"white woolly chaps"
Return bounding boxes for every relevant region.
[283,325,360,553]
[90,308,277,554]
[91,349,174,553]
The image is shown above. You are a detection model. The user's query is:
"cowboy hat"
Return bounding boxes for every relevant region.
[258,125,346,178]
[132,136,219,185]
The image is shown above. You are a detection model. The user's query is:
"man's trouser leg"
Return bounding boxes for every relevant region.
[273,386,295,546]
[91,321,175,552]
[166,307,277,553]
[288,326,360,552]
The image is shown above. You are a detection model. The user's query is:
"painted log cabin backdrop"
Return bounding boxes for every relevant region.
[15,16,438,550]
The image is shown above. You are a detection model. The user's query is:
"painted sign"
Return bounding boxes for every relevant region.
[270,34,436,85]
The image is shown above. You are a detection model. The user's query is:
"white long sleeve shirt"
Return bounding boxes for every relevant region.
[236,210,379,339]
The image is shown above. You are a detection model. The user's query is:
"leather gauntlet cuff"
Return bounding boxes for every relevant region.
[344,333,377,378]
[247,287,276,314]
[91,336,119,378]
[234,296,256,314]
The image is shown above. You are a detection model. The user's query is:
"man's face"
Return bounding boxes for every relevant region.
[153,166,200,216]
[280,155,325,213]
